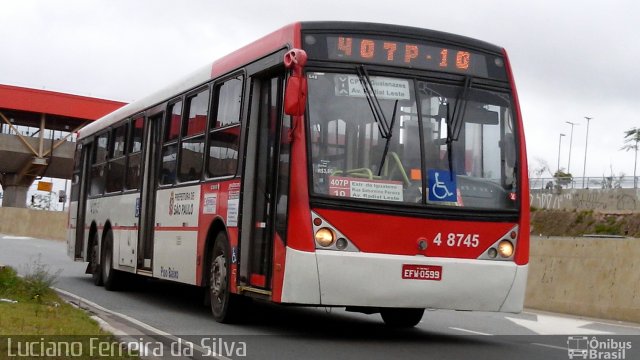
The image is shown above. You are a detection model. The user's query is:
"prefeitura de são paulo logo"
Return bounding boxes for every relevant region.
[169,191,175,216]
[567,336,632,359]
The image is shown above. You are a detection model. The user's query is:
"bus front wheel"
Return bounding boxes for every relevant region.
[380,308,424,328]
[209,232,241,323]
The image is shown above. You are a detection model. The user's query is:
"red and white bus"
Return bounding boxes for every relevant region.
[68,21,529,327]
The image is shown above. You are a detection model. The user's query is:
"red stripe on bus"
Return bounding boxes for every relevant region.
[111,226,139,230]
[154,226,199,232]
[77,225,197,232]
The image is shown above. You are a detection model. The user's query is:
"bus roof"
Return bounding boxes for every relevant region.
[78,23,300,140]
[79,21,503,140]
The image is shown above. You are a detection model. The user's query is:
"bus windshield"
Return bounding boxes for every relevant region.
[307,71,517,211]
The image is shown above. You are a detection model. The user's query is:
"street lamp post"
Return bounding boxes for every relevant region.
[557,133,566,174]
[565,121,578,174]
[582,116,593,188]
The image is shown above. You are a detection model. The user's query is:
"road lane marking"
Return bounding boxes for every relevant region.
[506,314,612,335]
[449,327,492,336]
[524,311,640,332]
[592,321,640,330]
[531,343,567,351]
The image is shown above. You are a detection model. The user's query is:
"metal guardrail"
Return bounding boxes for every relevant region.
[529,176,638,190]
[0,124,76,143]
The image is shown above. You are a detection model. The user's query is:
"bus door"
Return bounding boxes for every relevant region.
[137,112,163,270]
[74,142,91,260]
[240,74,285,290]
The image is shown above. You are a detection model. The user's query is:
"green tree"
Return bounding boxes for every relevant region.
[621,127,640,188]
[553,169,572,187]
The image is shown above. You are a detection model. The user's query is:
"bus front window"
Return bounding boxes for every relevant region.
[308,72,421,204]
[307,72,518,211]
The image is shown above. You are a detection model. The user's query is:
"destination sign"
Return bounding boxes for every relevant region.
[303,34,507,81]
[334,75,411,100]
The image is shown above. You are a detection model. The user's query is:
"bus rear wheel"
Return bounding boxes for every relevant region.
[101,230,120,291]
[209,232,241,323]
[380,308,424,328]
[90,238,103,286]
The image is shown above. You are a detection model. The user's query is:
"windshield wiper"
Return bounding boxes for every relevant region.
[356,65,392,139]
[355,65,399,176]
[378,100,399,176]
[445,76,472,179]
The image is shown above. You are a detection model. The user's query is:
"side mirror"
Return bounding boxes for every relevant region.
[284,49,308,116]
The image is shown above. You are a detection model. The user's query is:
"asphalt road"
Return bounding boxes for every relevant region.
[1,234,639,360]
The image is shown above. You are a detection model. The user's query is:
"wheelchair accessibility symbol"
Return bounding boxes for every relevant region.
[428,169,457,202]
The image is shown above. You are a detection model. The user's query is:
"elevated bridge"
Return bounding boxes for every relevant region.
[0,84,126,208]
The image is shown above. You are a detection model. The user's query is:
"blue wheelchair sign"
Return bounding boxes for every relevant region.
[428,169,457,202]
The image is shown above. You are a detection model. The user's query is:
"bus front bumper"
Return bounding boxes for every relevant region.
[281,247,527,313]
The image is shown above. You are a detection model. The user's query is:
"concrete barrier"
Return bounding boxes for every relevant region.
[0,207,67,241]
[525,236,640,323]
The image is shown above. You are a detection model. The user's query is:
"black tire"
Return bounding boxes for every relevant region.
[101,230,120,291]
[209,232,241,323]
[90,236,103,286]
[380,308,424,328]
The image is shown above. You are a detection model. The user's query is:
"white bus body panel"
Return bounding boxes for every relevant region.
[152,185,201,285]
[84,193,139,273]
[76,185,203,284]
[152,230,198,285]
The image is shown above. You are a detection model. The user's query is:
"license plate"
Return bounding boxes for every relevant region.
[402,264,442,281]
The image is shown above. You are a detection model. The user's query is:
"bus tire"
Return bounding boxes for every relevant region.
[209,232,240,323]
[380,308,424,328]
[90,236,103,286]
[101,230,120,291]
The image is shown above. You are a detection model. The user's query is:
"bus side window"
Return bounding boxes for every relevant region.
[161,101,182,185]
[179,88,209,182]
[208,76,243,178]
[126,116,144,190]
[106,123,128,193]
[89,132,109,196]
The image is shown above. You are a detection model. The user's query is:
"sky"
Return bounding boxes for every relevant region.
[1,0,639,184]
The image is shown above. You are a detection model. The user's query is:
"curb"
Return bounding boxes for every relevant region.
[54,288,230,360]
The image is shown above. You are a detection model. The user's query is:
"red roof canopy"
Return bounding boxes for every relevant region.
[0,84,126,121]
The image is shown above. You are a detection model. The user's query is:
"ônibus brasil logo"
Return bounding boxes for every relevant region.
[567,336,632,359]
[169,191,175,216]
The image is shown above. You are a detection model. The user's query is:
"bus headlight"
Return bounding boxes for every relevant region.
[315,228,335,247]
[498,240,514,258]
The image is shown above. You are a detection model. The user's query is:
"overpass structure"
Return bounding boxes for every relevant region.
[0,84,126,208]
